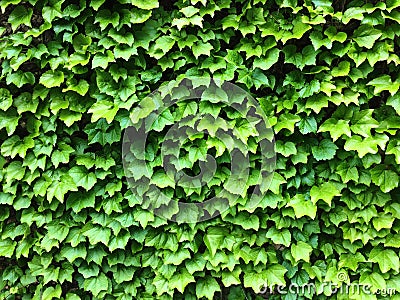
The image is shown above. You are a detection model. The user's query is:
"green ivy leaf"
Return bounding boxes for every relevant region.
[264,264,287,286]
[372,213,395,231]
[252,68,270,89]
[310,182,342,206]
[359,272,386,293]
[42,285,62,300]
[83,272,109,297]
[353,25,382,49]
[318,119,351,141]
[369,246,399,273]
[367,75,400,96]
[88,100,118,124]
[47,174,78,203]
[13,92,39,114]
[275,140,297,157]
[331,61,350,77]
[253,48,280,70]
[387,94,400,114]
[90,0,106,10]
[286,194,317,219]
[291,241,313,262]
[266,227,291,247]
[344,135,388,158]
[196,277,221,299]
[169,268,195,293]
[0,238,17,257]
[6,71,35,87]
[66,192,96,213]
[39,70,65,88]
[8,6,33,31]
[370,165,399,192]
[311,139,338,161]
[193,42,213,59]
[151,170,175,188]
[95,10,120,30]
[63,79,90,96]
[298,116,317,134]
[92,50,115,69]
[0,88,13,111]
[274,113,301,133]
[204,227,229,257]
[69,166,97,191]
[386,140,400,164]
[131,0,159,10]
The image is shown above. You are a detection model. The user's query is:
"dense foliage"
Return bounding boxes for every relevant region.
[0,0,400,299]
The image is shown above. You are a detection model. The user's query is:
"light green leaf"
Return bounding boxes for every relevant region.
[63,79,90,96]
[131,0,159,10]
[243,271,266,293]
[372,213,395,232]
[274,113,301,133]
[253,48,280,70]
[344,135,388,158]
[94,9,120,30]
[150,109,174,131]
[291,241,313,262]
[0,239,17,257]
[69,166,97,190]
[66,192,96,213]
[88,100,118,124]
[47,175,78,203]
[0,88,13,111]
[359,272,386,293]
[310,182,342,206]
[204,227,229,257]
[193,42,213,59]
[266,227,291,247]
[92,51,115,69]
[60,244,87,263]
[6,71,35,87]
[196,277,221,299]
[318,118,351,141]
[42,285,62,300]
[151,170,175,188]
[39,70,65,88]
[13,92,39,114]
[264,264,287,286]
[331,61,350,77]
[8,6,33,31]
[222,268,242,287]
[275,140,297,157]
[369,246,399,273]
[339,253,365,271]
[353,25,382,49]
[169,268,195,293]
[90,0,106,10]
[130,8,152,23]
[83,273,109,297]
[370,165,399,193]
[386,140,400,164]
[387,94,400,115]
[367,75,400,96]
[286,194,317,219]
[83,225,111,245]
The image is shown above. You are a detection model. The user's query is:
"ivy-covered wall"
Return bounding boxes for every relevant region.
[1,0,400,299]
